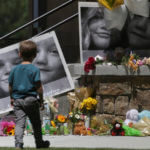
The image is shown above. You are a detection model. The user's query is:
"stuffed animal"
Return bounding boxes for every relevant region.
[124,109,139,126]
[111,121,125,136]
[139,110,150,120]
[73,120,87,135]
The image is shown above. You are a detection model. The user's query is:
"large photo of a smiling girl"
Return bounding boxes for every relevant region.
[0,31,74,115]
[79,2,126,63]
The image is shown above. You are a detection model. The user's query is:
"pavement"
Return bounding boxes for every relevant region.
[0,135,150,149]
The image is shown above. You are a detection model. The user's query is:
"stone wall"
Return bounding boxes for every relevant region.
[78,76,150,122]
[72,64,150,122]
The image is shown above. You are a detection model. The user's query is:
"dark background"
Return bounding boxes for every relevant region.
[0,0,96,63]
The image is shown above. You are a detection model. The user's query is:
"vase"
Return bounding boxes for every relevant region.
[72,122,75,135]
[57,123,64,135]
[67,121,74,135]
[85,115,91,128]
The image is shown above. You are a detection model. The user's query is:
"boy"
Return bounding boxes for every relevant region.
[8,40,50,149]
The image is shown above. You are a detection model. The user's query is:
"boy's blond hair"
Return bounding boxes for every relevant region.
[19,40,37,61]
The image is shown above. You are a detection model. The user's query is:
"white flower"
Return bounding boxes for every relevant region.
[95,55,105,61]
[107,62,112,66]
[84,116,87,120]
[75,114,80,119]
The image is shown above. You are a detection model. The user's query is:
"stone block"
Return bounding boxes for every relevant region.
[136,89,150,106]
[96,96,103,113]
[103,98,115,114]
[128,98,139,110]
[98,83,131,95]
[115,96,129,115]
[93,114,116,124]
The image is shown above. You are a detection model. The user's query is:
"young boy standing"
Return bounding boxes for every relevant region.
[8,40,50,149]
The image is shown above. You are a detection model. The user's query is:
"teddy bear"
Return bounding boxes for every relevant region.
[111,121,125,136]
[124,109,139,126]
[73,120,87,135]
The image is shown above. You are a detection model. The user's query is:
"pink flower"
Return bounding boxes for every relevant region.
[80,114,85,120]
[137,60,143,66]
[0,121,15,136]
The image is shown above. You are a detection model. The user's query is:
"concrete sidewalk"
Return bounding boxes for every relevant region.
[0,135,150,149]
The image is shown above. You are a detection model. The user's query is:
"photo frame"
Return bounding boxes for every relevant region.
[78,2,107,63]
[79,1,150,62]
[32,31,74,97]
[0,31,74,115]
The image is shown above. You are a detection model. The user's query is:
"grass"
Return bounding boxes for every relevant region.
[0,148,148,150]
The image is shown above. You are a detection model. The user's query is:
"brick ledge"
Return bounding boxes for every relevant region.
[73,64,150,76]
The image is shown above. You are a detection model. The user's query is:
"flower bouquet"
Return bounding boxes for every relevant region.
[84,57,96,73]
[80,97,98,128]
[0,121,15,136]
[80,97,98,115]
[51,114,67,135]
[68,109,86,135]
[84,56,105,73]
[68,109,86,124]
[55,114,67,124]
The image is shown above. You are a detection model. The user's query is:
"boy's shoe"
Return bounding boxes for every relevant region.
[15,143,23,149]
[36,140,50,148]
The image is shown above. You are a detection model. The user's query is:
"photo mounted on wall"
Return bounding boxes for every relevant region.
[79,2,111,62]
[79,2,128,63]
[0,31,74,115]
[0,43,20,115]
[32,31,74,97]
[79,1,150,63]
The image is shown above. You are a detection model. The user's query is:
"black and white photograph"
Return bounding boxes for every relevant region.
[79,1,150,63]
[78,2,127,63]
[78,2,111,62]
[0,31,74,115]
[0,43,21,115]
[32,31,74,97]
[126,9,150,57]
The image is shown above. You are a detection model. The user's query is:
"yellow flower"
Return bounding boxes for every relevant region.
[80,97,98,112]
[80,102,84,109]
[57,115,66,123]
[7,128,15,136]
[51,120,56,128]
[92,99,98,105]
[86,106,92,110]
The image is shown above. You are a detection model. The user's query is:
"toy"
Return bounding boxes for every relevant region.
[73,120,87,135]
[139,110,150,120]
[111,121,125,136]
[124,109,139,126]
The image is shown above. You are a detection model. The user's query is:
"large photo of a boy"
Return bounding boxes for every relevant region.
[0,31,74,115]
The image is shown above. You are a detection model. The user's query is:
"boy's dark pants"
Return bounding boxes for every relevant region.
[14,96,42,147]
